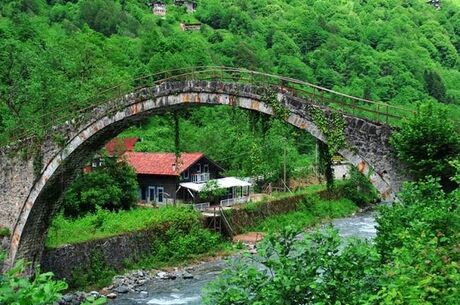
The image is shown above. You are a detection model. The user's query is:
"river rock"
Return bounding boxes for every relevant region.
[115,285,130,294]
[157,271,176,280]
[58,292,87,305]
[182,271,194,279]
[106,293,117,299]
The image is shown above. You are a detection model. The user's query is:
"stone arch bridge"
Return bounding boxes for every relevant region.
[0,67,409,270]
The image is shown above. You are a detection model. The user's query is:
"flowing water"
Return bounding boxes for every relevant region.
[110,209,378,305]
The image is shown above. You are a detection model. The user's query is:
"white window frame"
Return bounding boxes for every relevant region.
[183,169,189,179]
[147,186,156,203]
[196,163,201,173]
[203,164,209,173]
[157,187,164,204]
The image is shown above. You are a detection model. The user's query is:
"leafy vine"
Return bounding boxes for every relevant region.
[311,107,346,190]
[260,86,289,120]
[311,107,346,155]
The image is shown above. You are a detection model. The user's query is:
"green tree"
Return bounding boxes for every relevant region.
[424,69,448,103]
[62,156,139,217]
[390,102,460,190]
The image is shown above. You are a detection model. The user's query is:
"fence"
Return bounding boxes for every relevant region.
[192,173,210,183]
[220,196,250,207]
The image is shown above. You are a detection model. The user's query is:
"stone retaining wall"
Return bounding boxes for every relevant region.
[225,194,306,234]
[41,226,166,281]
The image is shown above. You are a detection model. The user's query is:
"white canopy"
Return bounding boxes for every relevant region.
[180,177,251,193]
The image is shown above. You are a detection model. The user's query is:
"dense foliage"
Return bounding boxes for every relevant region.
[0,252,67,305]
[0,0,459,145]
[62,156,139,217]
[204,173,460,304]
[391,102,460,190]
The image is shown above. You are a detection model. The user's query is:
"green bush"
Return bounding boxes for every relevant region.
[335,167,379,207]
[205,173,460,305]
[0,253,67,305]
[62,156,139,218]
[373,175,460,304]
[0,227,10,238]
[375,176,460,261]
[390,102,460,191]
[204,228,380,305]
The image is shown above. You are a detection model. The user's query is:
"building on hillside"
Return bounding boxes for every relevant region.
[427,0,441,9]
[150,1,167,16]
[332,155,351,180]
[175,0,197,13]
[180,22,201,31]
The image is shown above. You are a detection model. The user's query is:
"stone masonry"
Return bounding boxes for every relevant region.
[0,80,406,271]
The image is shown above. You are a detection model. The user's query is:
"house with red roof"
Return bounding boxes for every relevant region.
[98,137,251,208]
[125,151,223,205]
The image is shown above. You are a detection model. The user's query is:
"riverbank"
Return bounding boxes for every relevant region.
[102,208,378,305]
[45,183,375,294]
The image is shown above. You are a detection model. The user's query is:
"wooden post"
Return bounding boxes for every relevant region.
[283,144,287,192]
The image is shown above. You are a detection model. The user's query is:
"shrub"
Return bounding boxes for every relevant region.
[0,253,68,305]
[206,169,460,305]
[0,227,10,238]
[62,156,138,218]
[335,167,379,207]
[390,102,460,191]
[203,228,380,305]
[375,177,459,262]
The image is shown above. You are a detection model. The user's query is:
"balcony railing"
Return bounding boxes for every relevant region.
[192,172,210,183]
[220,196,250,207]
[193,202,210,211]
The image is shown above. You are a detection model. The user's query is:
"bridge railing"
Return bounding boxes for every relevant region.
[1,66,419,147]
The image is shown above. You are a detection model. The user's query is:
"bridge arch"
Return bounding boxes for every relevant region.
[0,69,406,269]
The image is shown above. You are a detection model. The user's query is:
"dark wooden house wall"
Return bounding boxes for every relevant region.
[179,156,222,182]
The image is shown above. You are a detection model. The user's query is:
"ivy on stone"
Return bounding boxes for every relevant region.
[260,86,289,120]
[311,107,346,189]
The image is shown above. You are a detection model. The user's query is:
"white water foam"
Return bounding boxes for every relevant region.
[147,295,201,305]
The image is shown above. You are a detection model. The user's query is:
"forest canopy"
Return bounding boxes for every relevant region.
[0,0,459,144]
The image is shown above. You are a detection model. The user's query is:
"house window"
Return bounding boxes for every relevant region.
[157,187,164,203]
[203,164,209,173]
[141,187,147,201]
[196,163,201,173]
[183,169,189,179]
[148,186,156,203]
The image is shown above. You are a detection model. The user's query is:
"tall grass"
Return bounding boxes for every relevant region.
[46,206,202,248]
[251,195,358,234]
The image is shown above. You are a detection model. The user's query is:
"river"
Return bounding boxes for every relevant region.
[110,209,378,305]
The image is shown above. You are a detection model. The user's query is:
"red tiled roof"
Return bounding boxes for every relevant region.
[124,152,204,176]
[105,138,138,155]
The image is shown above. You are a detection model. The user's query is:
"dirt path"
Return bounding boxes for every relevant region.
[232,232,265,244]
